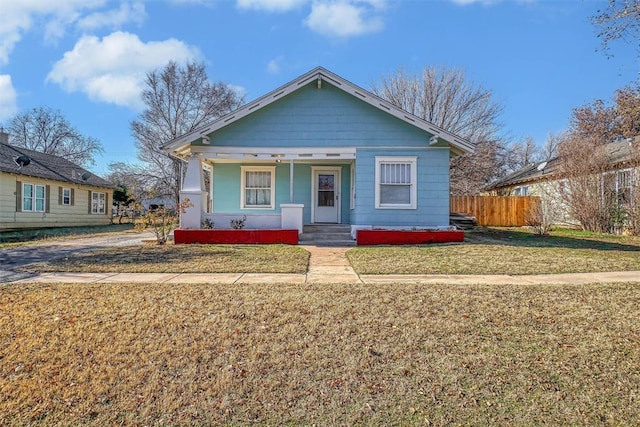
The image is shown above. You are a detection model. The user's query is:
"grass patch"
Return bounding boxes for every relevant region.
[18,244,310,274]
[1,281,639,425]
[348,227,640,275]
[0,224,135,248]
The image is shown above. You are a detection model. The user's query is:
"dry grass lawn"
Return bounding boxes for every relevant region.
[18,244,310,274]
[1,281,639,425]
[348,227,640,275]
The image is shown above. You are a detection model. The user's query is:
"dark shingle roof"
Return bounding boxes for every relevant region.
[0,143,112,188]
[485,139,638,191]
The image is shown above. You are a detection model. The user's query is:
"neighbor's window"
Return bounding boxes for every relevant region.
[617,169,633,204]
[91,191,106,214]
[375,156,417,209]
[241,166,275,209]
[514,185,529,196]
[62,188,71,205]
[23,183,45,212]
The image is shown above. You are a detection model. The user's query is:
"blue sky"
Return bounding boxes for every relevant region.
[0,0,637,176]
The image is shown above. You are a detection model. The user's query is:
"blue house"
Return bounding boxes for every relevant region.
[163,67,474,238]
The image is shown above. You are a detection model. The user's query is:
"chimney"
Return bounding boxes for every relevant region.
[0,127,8,145]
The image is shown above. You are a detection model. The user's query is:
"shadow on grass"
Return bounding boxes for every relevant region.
[0,224,135,244]
[464,227,640,252]
[67,245,240,265]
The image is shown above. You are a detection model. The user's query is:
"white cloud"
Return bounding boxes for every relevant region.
[46,31,201,110]
[0,0,106,65]
[305,1,385,38]
[267,56,284,74]
[77,1,147,32]
[237,0,308,12]
[0,75,18,122]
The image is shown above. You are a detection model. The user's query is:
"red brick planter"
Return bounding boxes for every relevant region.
[174,229,298,245]
[356,229,464,246]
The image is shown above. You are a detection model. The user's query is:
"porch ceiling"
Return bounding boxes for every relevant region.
[190,146,356,162]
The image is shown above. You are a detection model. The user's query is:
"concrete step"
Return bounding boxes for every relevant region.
[299,232,352,241]
[300,224,355,246]
[303,224,351,233]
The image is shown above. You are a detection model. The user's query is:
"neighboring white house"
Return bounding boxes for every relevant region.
[0,132,113,230]
[484,139,639,228]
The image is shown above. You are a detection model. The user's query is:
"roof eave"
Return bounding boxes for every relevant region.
[162,67,474,156]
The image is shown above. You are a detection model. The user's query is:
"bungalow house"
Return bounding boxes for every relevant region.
[0,133,113,230]
[162,67,474,239]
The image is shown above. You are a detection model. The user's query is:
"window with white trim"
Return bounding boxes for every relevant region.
[91,191,106,214]
[241,166,275,209]
[23,183,45,212]
[514,185,529,196]
[62,188,71,205]
[375,156,417,209]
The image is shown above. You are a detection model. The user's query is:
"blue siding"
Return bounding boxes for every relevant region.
[352,148,450,227]
[204,82,432,148]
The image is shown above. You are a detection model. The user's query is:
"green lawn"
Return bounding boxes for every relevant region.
[347,227,640,275]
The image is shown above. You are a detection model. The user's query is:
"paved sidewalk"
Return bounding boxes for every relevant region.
[3,240,640,284]
[2,233,640,285]
[6,270,640,285]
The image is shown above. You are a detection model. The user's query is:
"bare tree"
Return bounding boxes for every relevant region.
[508,136,540,171]
[570,99,620,142]
[131,61,244,204]
[614,85,640,137]
[558,134,617,233]
[371,66,505,194]
[540,132,563,161]
[592,0,640,57]
[7,106,103,168]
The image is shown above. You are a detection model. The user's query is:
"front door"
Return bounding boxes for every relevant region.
[313,169,340,223]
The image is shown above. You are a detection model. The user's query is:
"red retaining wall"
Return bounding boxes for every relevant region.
[356,230,464,246]
[174,229,298,245]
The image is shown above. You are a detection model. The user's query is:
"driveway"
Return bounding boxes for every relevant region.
[0,231,155,283]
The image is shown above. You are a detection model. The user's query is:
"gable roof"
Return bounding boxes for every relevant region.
[485,139,639,191]
[0,143,113,189]
[162,66,475,156]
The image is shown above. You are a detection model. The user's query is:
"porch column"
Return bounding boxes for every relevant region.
[180,154,208,229]
[289,159,294,203]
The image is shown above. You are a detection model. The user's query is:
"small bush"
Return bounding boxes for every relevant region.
[230,215,247,229]
[135,198,193,244]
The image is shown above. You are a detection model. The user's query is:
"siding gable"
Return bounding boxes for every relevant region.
[203,83,433,149]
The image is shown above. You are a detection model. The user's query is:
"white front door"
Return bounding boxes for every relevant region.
[312,168,340,223]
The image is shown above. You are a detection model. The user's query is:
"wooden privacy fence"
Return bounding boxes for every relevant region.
[450,196,541,227]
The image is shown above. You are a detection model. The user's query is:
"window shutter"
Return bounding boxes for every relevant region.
[105,193,110,216]
[71,188,75,206]
[45,185,50,213]
[58,186,63,205]
[88,190,92,214]
[16,181,22,212]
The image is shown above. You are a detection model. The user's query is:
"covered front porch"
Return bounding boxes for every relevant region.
[178,145,355,235]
